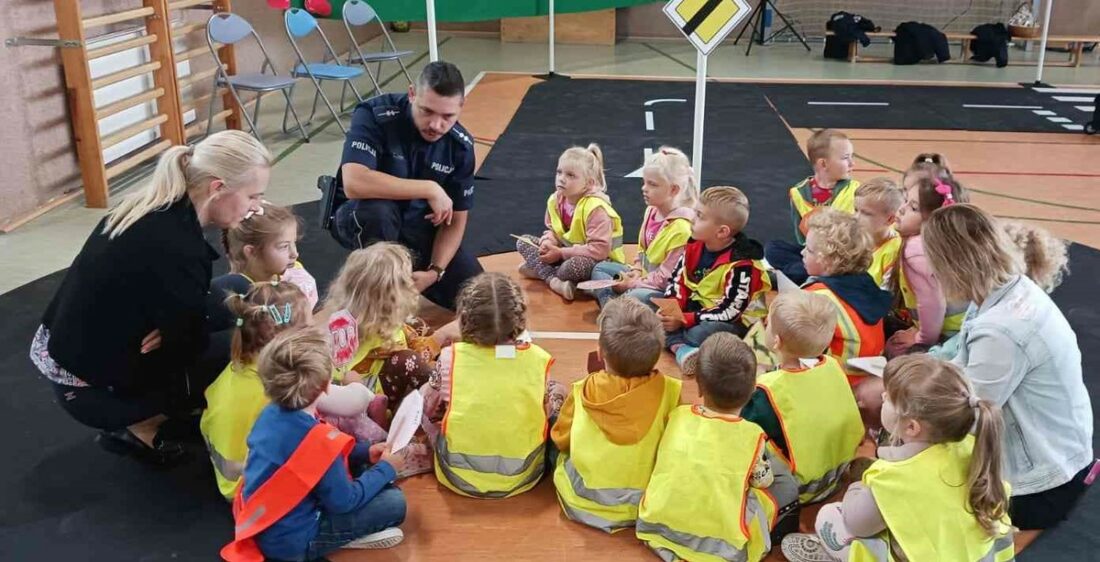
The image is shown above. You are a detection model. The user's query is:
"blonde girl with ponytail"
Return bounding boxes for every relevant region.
[35,130,273,467]
[515,143,628,301]
[589,146,698,309]
[782,354,1013,562]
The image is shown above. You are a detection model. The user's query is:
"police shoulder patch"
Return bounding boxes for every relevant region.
[373,105,402,122]
[449,123,474,147]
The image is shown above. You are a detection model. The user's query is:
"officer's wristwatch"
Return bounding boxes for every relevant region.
[428,264,446,281]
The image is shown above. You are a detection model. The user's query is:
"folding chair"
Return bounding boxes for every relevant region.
[204,12,309,143]
[342,0,415,96]
[284,7,366,134]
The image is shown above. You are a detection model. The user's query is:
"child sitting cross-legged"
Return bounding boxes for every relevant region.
[552,297,683,533]
[636,332,799,562]
[222,328,407,562]
[742,291,865,506]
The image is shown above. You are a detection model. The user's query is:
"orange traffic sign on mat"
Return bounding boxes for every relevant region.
[664,0,752,55]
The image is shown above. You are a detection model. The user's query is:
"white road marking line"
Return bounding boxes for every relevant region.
[465,71,486,96]
[1033,110,1057,115]
[530,331,600,340]
[1033,87,1100,95]
[625,147,655,178]
[963,104,1044,109]
[645,111,654,131]
[1047,117,1073,123]
[806,101,889,106]
[1075,106,1096,112]
[1053,96,1096,103]
[644,98,687,106]
[1062,124,1085,131]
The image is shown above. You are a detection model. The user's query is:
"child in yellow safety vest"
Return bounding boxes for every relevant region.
[516,144,627,301]
[661,186,771,377]
[781,355,1014,562]
[854,178,905,291]
[201,281,312,501]
[765,129,861,286]
[742,291,865,506]
[885,158,970,358]
[423,272,566,499]
[589,146,698,309]
[552,297,682,533]
[637,333,800,562]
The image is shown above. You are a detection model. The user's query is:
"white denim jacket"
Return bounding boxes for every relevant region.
[949,275,1094,495]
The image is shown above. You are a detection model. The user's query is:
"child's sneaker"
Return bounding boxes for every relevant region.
[781,533,833,562]
[517,263,541,280]
[548,278,576,301]
[345,527,404,549]
[674,345,700,377]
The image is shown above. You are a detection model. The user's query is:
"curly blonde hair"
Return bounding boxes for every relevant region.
[457,272,528,346]
[258,328,333,410]
[1000,220,1069,293]
[806,207,873,274]
[325,243,418,345]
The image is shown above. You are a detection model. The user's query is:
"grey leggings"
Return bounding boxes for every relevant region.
[516,236,598,282]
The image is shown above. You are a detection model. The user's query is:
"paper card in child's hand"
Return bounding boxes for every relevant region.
[847,356,887,377]
[510,234,541,249]
[328,309,359,369]
[587,350,605,374]
[577,279,619,290]
[651,298,685,322]
[775,270,803,294]
[386,390,424,454]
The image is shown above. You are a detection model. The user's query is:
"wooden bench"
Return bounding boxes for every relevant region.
[825,30,1098,67]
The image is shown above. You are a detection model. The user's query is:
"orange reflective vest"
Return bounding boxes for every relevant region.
[805,282,885,384]
[221,423,354,562]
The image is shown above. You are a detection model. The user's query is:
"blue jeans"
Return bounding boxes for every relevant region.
[304,485,407,560]
[589,261,662,309]
[666,320,744,349]
[764,239,809,286]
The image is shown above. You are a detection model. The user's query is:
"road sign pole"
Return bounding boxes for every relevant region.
[692,50,707,186]
[549,0,556,74]
[426,0,439,62]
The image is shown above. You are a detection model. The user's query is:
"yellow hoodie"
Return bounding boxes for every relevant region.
[551,370,678,454]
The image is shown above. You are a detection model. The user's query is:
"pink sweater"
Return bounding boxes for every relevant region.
[539,194,614,261]
[631,206,695,291]
[901,235,947,345]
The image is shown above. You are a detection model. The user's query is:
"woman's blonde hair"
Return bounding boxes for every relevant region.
[1000,220,1070,293]
[258,327,332,410]
[457,272,528,346]
[559,143,607,197]
[643,146,699,209]
[103,131,272,238]
[226,281,310,365]
[923,205,1022,304]
[325,243,418,345]
[222,202,301,274]
[883,355,1009,536]
[806,207,873,274]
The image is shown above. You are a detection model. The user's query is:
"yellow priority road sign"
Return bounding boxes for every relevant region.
[663,0,752,56]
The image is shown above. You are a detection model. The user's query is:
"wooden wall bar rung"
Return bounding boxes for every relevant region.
[184,108,231,138]
[100,114,170,149]
[105,139,173,180]
[82,6,154,30]
[169,0,213,10]
[178,67,217,90]
[174,46,210,63]
[179,92,213,114]
[86,34,158,60]
[171,21,206,38]
[96,87,165,120]
[91,61,161,89]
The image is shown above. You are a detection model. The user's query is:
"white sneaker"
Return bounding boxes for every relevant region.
[781,533,833,562]
[344,527,404,550]
[517,263,541,279]
[548,278,576,301]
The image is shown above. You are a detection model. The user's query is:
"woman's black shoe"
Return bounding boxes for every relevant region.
[95,428,190,467]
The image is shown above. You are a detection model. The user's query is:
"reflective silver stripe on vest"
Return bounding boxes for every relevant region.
[558,492,636,532]
[636,520,748,561]
[799,461,848,503]
[611,235,624,249]
[978,534,1015,562]
[437,436,544,477]
[563,457,644,507]
[433,437,545,498]
[745,494,772,553]
[205,437,244,482]
[853,536,890,561]
[652,547,679,562]
[236,504,265,533]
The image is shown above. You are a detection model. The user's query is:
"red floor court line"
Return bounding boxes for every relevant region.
[848,138,1099,146]
[852,168,1100,178]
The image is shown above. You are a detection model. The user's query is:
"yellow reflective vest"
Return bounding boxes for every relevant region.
[789,178,860,243]
[553,374,682,533]
[434,342,552,498]
[638,207,693,272]
[637,405,777,562]
[546,194,627,264]
[756,356,865,503]
[898,260,966,337]
[200,361,268,500]
[850,437,1015,562]
[333,326,407,394]
[868,234,902,291]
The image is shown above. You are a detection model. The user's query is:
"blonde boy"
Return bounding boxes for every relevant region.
[661,186,771,375]
[766,129,860,285]
[854,177,905,290]
[552,298,682,532]
[742,292,865,503]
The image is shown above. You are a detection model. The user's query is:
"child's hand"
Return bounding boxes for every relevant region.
[612,271,639,294]
[380,446,407,473]
[369,442,387,464]
[660,313,684,332]
[140,329,162,354]
[432,319,461,347]
[539,246,563,264]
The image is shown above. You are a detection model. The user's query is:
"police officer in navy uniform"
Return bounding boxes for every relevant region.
[329,61,482,310]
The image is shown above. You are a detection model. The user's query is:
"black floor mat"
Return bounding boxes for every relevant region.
[1,77,1096,560]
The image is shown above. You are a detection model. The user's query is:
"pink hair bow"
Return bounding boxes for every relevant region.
[934,181,955,208]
